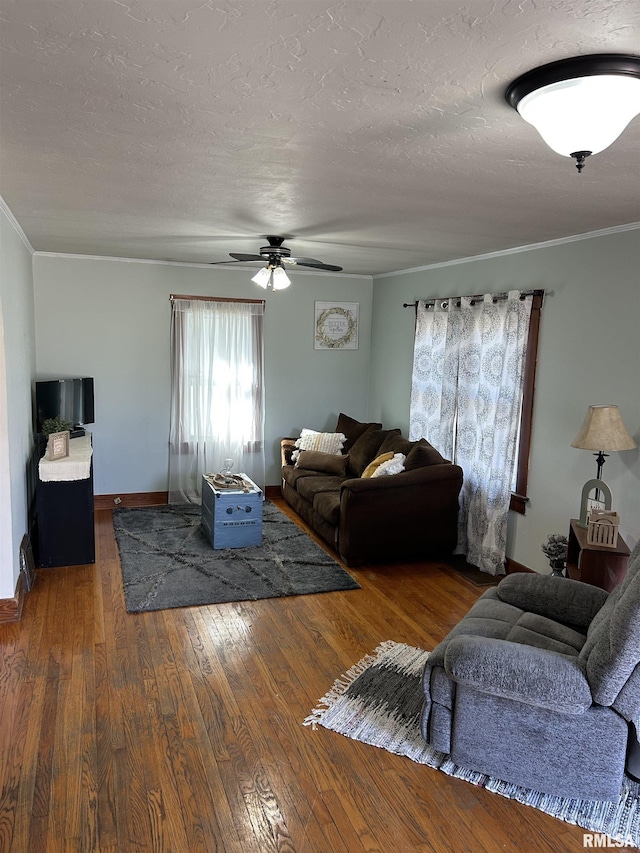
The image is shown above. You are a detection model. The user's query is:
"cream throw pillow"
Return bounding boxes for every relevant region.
[370,452,406,478]
[291,428,346,462]
[361,451,395,478]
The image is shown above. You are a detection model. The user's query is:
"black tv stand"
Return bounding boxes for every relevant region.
[35,434,95,568]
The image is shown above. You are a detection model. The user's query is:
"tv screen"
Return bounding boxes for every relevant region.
[35,377,94,431]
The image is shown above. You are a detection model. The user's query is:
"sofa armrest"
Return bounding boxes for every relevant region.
[497,573,608,630]
[281,438,297,467]
[444,635,593,714]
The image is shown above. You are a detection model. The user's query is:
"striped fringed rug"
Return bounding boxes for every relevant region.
[304,641,640,847]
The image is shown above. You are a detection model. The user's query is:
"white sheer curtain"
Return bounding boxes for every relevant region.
[168,297,265,504]
[410,291,533,575]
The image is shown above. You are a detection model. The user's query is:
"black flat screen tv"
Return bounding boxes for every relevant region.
[35,377,95,432]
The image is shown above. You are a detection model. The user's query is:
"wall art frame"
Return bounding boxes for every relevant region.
[314,302,359,350]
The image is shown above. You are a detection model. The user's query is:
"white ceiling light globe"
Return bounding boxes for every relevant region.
[271,267,291,290]
[251,267,271,288]
[517,75,640,157]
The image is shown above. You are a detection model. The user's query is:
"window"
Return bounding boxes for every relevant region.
[168,295,265,503]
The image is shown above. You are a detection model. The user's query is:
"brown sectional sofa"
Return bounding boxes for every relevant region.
[280,413,464,567]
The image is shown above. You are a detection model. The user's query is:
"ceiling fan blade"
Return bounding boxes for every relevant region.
[286,258,343,272]
[284,256,324,265]
[229,252,265,262]
[209,244,342,272]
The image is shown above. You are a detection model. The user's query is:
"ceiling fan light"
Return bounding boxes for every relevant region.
[271,267,291,290]
[251,266,271,288]
[517,75,640,157]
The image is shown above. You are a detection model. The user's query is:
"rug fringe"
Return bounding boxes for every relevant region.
[303,640,399,729]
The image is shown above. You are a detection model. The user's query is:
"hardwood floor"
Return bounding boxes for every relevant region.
[0,500,591,852]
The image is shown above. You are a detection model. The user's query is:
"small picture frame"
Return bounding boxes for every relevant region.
[47,430,70,460]
[314,302,359,350]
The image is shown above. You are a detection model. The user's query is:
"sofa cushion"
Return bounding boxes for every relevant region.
[313,490,342,526]
[378,432,413,457]
[405,441,446,469]
[292,428,346,461]
[296,475,347,504]
[294,450,349,476]
[436,587,587,657]
[336,413,383,452]
[282,465,321,487]
[347,427,400,477]
[377,433,447,469]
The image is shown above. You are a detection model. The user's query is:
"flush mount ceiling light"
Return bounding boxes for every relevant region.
[506,54,640,172]
[251,263,291,290]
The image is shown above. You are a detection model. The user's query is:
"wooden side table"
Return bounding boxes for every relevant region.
[566,518,630,592]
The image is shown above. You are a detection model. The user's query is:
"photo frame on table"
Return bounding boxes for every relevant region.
[314,302,359,350]
[47,430,70,460]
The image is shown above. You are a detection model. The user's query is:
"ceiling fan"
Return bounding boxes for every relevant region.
[213,235,343,271]
[210,235,343,289]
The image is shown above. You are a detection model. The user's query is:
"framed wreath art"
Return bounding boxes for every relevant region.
[314,302,359,350]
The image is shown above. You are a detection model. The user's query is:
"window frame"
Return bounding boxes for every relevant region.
[509,290,543,514]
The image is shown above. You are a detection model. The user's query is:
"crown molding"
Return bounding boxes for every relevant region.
[13,215,640,281]
[0,195,34,255]
[373,222,640,280]
[32,251,371,279]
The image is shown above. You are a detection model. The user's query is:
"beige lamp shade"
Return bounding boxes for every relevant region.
[571,405,637,451]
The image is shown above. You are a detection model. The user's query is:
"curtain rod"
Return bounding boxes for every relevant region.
[170,294,265,305]
[402,288,546,309]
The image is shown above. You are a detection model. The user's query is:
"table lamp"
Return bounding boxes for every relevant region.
[571,404,637,478]
[571,404,637,526]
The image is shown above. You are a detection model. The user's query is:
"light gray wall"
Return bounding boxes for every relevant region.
[369,227,640,573]
[0,204,36,598]
[32,255,373,493]
[27,228,640,577]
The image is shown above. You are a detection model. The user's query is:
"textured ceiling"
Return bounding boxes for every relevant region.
[0,0,639,276]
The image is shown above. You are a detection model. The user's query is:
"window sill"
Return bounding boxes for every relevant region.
[510,493,529,514]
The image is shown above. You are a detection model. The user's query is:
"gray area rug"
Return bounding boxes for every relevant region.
[304,641,640,846]
[113,501,360,613]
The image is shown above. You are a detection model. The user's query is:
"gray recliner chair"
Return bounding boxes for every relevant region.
[421,541,640,801]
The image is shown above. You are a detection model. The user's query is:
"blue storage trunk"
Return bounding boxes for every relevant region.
[201,475,263,549]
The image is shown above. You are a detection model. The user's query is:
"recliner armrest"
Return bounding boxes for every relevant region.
[444,635,593,714]
[496,573,608,630]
